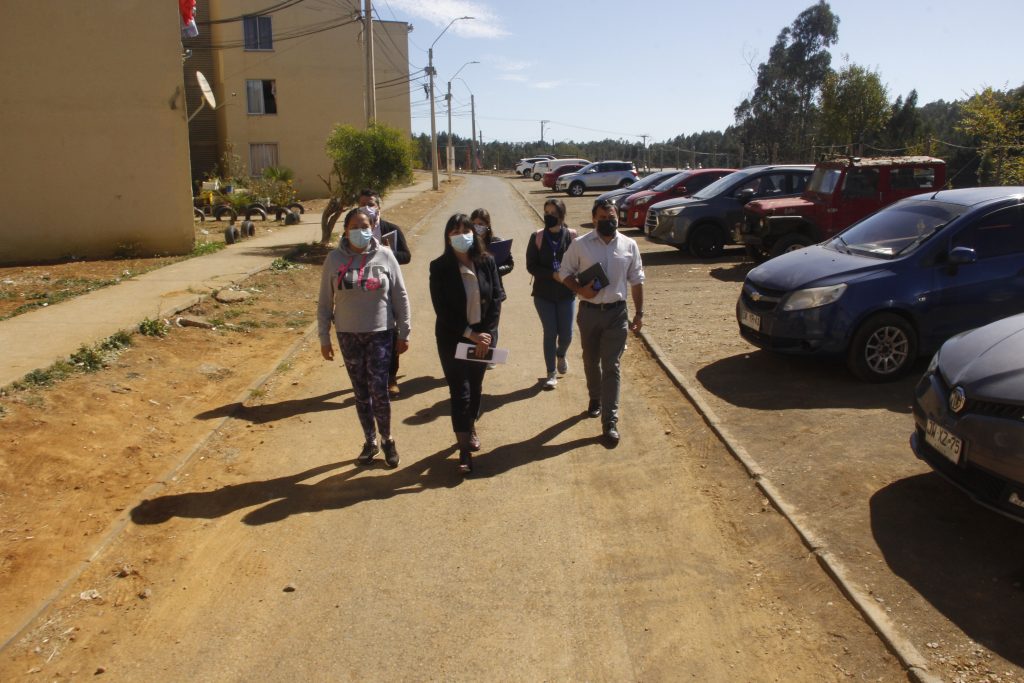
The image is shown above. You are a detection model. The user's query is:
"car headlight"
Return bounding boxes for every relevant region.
[636,196,652,206]
[661,206,683,217]
[781,283,847,311]
[926,351,940,374]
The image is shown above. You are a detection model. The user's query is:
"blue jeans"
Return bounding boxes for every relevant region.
[533,296,576,373]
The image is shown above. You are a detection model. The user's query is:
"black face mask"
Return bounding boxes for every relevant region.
[543,214,560,229]
[596,219,618,236]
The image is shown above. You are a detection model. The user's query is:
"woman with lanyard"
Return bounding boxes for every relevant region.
[318,207,411,468]
[525,198,576,390]
[429,213,506,474]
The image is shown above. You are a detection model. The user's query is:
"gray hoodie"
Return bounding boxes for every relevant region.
[317,237,411,345]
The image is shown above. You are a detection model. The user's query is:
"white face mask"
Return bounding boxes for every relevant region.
[472,223,488,236]
[348,228,373,249]
[449,232,475,253]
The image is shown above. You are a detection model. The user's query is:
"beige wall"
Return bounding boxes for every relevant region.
[0,1,194,264]
[209,1,411,199]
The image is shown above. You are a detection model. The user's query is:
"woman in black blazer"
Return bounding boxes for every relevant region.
[429,213,506,473]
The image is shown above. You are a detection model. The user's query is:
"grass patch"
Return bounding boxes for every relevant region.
[276,359,293,373]
[191,241,226,257]
[138,317,169,337]
[6,330,136,393]
[248,387,267,401]
[14,360,77,389]
[100,330,133,351]
[270,257,299,271]
[2,277,121,320]
[70,345,105,372]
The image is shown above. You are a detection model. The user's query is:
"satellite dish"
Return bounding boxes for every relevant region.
[196,71,216,109]
[188,71,217,123]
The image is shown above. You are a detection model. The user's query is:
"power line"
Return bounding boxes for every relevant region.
[201,0,308,25]
[210,15,361,50]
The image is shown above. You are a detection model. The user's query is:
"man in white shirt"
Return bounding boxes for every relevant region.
[559,198,645,444]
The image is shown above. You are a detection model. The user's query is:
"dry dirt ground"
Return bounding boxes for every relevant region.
[511,172,1024,683]
[0,173,907,681]
[0,183,452,651]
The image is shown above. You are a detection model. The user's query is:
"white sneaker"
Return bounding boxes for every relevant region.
[556,356,568,375]
[543,372,558,390]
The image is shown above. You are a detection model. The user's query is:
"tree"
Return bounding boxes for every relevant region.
[734,1,840,162]
[957,86,1024,185]
[882,90,923,150]
[321,123,414,244]
[819,63,890,153]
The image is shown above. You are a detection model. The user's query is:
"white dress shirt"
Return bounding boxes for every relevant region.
[558,230,645,304]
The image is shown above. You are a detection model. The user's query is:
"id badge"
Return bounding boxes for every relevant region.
[551,259,560,271]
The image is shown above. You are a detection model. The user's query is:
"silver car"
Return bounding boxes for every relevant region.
[555,161,638,196]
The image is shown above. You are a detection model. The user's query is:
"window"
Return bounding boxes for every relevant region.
[249,143,278,177]
[790,172,810,194]
[951,206,1024,259]
[842,168,880,198]
[246,80,277,115]
[243,15,273,50]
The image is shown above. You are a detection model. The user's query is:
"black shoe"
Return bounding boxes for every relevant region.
[603,422,620,444]
[458,450,473,474]
[469,431,481,452]
[382,439,400,468]
[357,440,379,465]
[587,399,601,418]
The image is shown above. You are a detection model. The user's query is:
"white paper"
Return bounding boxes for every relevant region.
[455,342,509,364]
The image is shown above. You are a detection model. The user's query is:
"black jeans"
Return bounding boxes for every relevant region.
[437,338,487,433]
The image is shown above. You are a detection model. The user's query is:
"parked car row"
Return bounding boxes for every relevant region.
[514,155,640,197]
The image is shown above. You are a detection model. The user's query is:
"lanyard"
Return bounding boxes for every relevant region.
[545,228,564,257]
[337,252,369,289]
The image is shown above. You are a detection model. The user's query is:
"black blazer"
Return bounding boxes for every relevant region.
[379,219,411,265]
[429,252,506,346]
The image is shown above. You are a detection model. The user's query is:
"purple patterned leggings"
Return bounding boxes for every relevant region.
[338,330,394,443]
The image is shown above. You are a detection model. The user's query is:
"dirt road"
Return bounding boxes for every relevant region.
[1,175,905,681]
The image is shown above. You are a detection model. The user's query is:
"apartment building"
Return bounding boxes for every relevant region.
[186,1,412,199]
[0,2,194,264]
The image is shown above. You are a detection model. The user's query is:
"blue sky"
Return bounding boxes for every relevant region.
[375,0,1023,144]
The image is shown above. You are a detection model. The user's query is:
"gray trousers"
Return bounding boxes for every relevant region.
[577,303,628,426]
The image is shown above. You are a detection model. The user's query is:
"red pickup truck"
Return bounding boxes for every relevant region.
[737,156,947,262]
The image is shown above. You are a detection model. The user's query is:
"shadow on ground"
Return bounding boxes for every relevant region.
[403,381,545,426]
[131,414,593,526]
[695,351,920,413]
[871,473,1024,667]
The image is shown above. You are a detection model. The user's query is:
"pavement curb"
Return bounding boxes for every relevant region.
[0,316,319,655]
[507,177,942,683]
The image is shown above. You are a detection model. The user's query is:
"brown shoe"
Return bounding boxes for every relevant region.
[388,379,400,398]
[469,431,481,452]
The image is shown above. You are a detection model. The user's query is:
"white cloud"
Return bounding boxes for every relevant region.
[531,80,563,90]
[499,74,528,82]
[387,0,507,39]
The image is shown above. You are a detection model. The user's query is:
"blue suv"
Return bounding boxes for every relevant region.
[737,187,1024,381]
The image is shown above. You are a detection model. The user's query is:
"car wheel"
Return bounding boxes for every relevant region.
[847,313,918,382]
[532,173,542,181]
[688,224,725,259]
[769,234,812,258]
[568,182,585,197]
[618,178,633,188]
[744,245,769,264]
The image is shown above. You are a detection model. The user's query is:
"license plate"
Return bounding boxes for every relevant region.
[739,308,760,331]
[925,419,963,464]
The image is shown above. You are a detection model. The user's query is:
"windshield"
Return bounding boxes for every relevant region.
[653,172,690,192]
[808,167,842,194]
[574,163,596,174]
[691,169,748,199]
[626,172,672,191]
[827,201,966,259]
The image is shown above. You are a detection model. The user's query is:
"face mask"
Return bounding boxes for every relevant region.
[348,228,373,249]
[596,219,618,237]
[544,214,560,230]
[472,223,488,236]
[449,232,475,254]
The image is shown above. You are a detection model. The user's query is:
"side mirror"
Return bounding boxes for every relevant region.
[737,187,756,203]
[948,246,977,265]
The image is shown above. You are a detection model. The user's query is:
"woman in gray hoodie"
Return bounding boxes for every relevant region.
[318,207,411,467]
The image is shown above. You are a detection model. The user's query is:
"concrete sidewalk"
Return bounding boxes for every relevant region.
[0,174,437,388]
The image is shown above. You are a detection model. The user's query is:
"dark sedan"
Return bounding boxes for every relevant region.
[594,170,681,206]
[911,312,1024,521]
[737,187,1024,381]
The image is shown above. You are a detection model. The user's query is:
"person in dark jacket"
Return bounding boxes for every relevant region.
[470,208,511,368]
[429,213,506,474]
[525,198,577,390]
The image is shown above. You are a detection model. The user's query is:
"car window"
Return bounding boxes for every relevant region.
[692,169,748,199]
[735,172,789,198]
[653,172,689,192]
[827,201,966,259]
[807,168,842,195]
[684,173,721,193]
[842,168,880,198]
[951,206,1024,259]
[789,172,810,194]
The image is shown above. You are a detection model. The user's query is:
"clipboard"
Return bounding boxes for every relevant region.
[577,262,610,291]
[488,238,513,266]
[456,343,510,364]
[381,230,397,250]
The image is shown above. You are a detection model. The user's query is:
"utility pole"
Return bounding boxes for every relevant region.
[364,0,376,125]
[428,50,438,189]
[470,94,477,173]
[540,120,550,144]
[639,134,649,171]
[446,81,453,181]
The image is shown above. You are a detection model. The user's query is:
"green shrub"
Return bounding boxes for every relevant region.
[70,345,105,372]
[139,318,169,337]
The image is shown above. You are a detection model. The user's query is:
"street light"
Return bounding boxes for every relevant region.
[447,61,478,181]
[428,16,474,190]
[453,77,478,173]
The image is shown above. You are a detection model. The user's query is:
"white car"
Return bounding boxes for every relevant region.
[531,158,589,181]
[515,155,555,176]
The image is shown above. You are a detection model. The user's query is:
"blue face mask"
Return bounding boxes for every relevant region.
[348,228,373,249]
[449,232,475,254]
